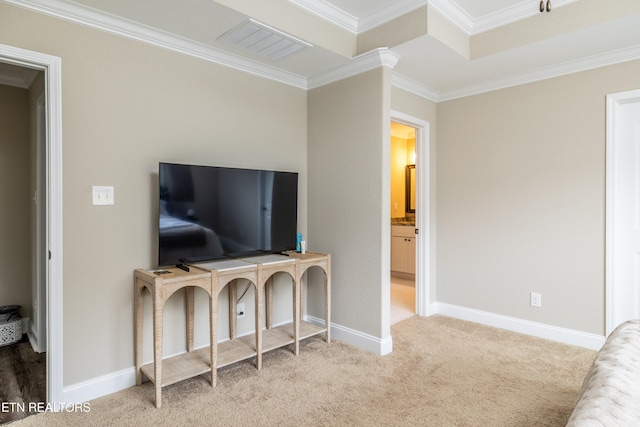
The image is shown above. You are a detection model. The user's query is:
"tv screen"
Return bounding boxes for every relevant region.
[158,162,298,267]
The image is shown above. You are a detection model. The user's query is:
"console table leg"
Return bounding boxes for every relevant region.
[265,277,273,329]
[153,286,164,408]
[299,273,305,323]
[210,289,217,388]
[325,259,331,344]
[186,287,194,352]
[255,276,263,370]
[229,280,237,340]
[293,277,300,356]
[134,280,144,386]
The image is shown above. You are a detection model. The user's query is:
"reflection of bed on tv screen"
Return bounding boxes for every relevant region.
[158,162,298,267]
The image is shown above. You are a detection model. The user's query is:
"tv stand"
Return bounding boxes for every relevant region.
[134,252,330,408]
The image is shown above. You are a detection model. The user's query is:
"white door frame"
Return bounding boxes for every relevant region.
[0,43,63,405]
[605,88,640,336]
[34,92,47,353]
[391,110,433,317]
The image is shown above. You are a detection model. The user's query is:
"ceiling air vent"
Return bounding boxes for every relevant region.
[218,19,312,60]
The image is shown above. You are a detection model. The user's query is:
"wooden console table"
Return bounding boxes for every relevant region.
[134,252,331,408]
[277,252,331,354]
[134,266,214,409]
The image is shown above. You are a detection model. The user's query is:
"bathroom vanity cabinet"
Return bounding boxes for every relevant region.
[391,225,416,275]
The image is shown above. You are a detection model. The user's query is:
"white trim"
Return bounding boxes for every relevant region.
[430,0,579,36]
[60,305,604,403]
[59,315,395,402]
[62,367,136,404]
[306,315,393,356]
[436,303,605,351]
[289,0,580,36]
[390,111,433,318]
[428,0,474,34]
[605,88,640,336]
[289,0,358,34]
[357,0,427,34]
[0,43,64,406]
[391,73,439,103]
[4,0,308,89]
[289,0,428,34]
[472,0,579,34]
[429,44,640,102]
[7,0,640,99]
[308,48,400,89]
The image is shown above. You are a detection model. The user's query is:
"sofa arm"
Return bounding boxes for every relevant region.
[566,319,640,426]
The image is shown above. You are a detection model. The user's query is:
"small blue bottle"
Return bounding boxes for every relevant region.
[296,233,303,252]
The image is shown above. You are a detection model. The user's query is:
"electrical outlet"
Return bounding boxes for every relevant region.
[236,302,245,318]
[530,292,542,308]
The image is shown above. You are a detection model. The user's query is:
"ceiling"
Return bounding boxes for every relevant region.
[2,0,640,101]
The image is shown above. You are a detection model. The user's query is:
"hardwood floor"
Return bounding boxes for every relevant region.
[391,275,415,325]
[0,336,46,424]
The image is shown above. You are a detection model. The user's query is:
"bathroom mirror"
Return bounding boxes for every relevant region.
[405,164,415,213]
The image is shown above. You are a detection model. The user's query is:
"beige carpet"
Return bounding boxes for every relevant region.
[12,315,596,426]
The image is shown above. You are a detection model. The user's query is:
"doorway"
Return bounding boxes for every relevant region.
[606,88,640,335]
[390,111,432,324]
[390,121,417,324]
[0,62,46,422]
[0,43,63,406]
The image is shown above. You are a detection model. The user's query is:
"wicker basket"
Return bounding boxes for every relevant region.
[0,305,22,347]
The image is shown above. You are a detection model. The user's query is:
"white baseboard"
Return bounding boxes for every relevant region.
[22,317,46,354]
[435,302,606,351]
[62,366,136,404]
[305,315,393,356]
[60,306,604,404]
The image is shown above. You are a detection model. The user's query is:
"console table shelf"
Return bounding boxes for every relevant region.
[216,335,257,368]
[299,320,327,340]
[140,346,211,387]
[134,252,330,408]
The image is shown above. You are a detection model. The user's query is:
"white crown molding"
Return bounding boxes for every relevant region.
[472,0,580,35]
[308,48,400,89]
[289,0,358,33]
[391,72,440,102]
[4,0,308,89]
[392,43,640,103]
[429,0,580,36]
[437,44,640,101]
[6,0,638,100]
[357,0,428,34]
[290,0,428,34]
[428,0,474,34]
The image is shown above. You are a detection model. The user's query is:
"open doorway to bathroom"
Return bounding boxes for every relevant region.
[390,121,416,324]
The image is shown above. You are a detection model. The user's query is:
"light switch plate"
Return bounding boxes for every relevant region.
[92,186,114,205]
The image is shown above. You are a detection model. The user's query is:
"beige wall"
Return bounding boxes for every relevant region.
[437,59,640,335]
[0,84,31,318]
[308,67,390,338]
[2,0,638,396]
[0,3,307,385]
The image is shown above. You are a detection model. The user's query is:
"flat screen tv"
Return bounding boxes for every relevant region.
[158,162,298,267]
